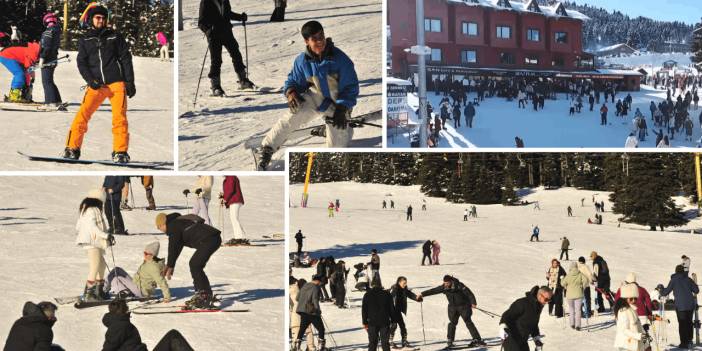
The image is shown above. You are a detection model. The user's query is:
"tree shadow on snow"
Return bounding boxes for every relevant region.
[312,241,424,260]
[232,288,284,303]
[178,135,207,142]
[179,103,288,119]
[0,208,26,211]
[0,216,47,225]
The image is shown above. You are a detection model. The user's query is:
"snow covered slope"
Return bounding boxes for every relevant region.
[603,52,694,70]
[0,176,283,350]
[178,0,382,171]
[0,52,174,170]
[290,182,702,350]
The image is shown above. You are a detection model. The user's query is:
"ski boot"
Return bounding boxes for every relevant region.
[6,88,28,103]
[318,338,329,351]
[62,147,80,160]
[120,200,132,210]
[257,146,274,171]
[446,340,454,349]
[82,284,100,302]
[238,78,255,90]
[112,151,130,164]
[96,280,110,300]
[291,339,302,351]
[401,337,411,348]
[467,339,487,347]
[210,77,225,97]
[185,290,217,310]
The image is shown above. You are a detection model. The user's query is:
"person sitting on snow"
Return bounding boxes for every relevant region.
[133,241,171,303]
[257,20,359,170]
[0,40,40,102]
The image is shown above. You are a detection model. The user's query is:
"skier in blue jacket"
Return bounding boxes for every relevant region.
[257,20,359,170]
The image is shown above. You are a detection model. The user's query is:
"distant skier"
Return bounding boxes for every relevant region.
[327,202,335,217]
[659,264,699,348]
[293,275,329,351]
[156,212,222,309]
[382,200,387,209]
[471,205,478,218]
[533,201,540,210]
[103,176,127,235]
[419,275,487,348]
[567,206,573,217]
[561,262,590,331]
[406,205,413,221]
[189,176,213,226]
[421,240,432,266]
[499,286,551,351]
[600,103,608,125]
[335,198,340,212]
[3,301,62,351]
[432,240,441,265]
[613,284,647,351]
[197,0,254,96]
[362,277,394,351]
[156,31,169,61]
[257,21,360,170]
[75,189,115,302]
[133,241,171,303]
[295,230,305,255]
[222,175,249,246]
[390,200,395,209]
[421,199,426,211]
[545,259,566,317]
[389,276,422,348]
[63,2,135,163]
[40,12,63,107]
[270,0,287,22]
[530,225,540,242]
[463,208,469,221]
[559,237,570,261]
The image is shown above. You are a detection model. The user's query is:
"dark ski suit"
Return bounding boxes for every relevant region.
[500,286,544,351]
[422,278,482,343]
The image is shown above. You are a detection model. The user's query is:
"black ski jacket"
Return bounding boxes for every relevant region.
[592,255,611,284]
[101,312,147,351]
[3,302,55,351]
[40,25,61,62]
[422,278,477,307]
[198,0,246,33]
[500,286,544,351]
[295,231,303,244]
[77,28,134,86]
[422,240,432,254]
[103,176,126,194]
[362,287,394,327]
[165,213,222,268]
[389,283,419,316]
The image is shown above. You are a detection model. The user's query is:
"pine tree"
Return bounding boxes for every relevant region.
[418,153,451,197]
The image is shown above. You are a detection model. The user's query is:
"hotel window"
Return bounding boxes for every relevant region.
[527,29,540,42]
[424,18,442,33]
[525,55,539,65]
[552,56,565,67]
[496,26,511,39]
[431,48,442,62]
[555,32,568,44]
[462,22,478,36]
[499,52,515,64]
[461,50,477,64]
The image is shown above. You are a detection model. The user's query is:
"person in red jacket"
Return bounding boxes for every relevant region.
[221,176,249,246]
[0,41,40,102]
[614,272,653,327]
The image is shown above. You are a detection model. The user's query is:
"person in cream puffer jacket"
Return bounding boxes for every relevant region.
[190,176,213,225]
[614,283,647,351]
[75,189,114,302]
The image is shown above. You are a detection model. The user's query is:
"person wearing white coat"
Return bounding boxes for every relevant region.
[75,189,114,302]
[613,283,647,351]
[190,176,213,225]
[625,133,638,148]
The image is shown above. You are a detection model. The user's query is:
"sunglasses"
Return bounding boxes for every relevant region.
[93,15,106,20]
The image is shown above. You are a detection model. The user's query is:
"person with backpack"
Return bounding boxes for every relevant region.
[75,189,115,302]
[3,301,62,351]
[133,241,171,303]
[155,212,222,309]
[591,251,613,312]
[40,12,63,107]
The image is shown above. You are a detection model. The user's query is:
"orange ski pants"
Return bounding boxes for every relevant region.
[66,81,129,152]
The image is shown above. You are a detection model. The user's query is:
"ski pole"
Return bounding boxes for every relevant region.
[320,315,338,349]
[243,21,249,79]
[474,307,500,318]
[420,301,426,345]
[193,42,209,108]
[107,191,118,269]
[129,180,135,209]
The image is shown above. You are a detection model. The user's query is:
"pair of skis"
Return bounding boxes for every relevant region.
[130,302,250,315]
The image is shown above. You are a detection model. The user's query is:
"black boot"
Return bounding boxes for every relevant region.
[62,147,80,160]
[111,151,130,164]
[83,284,99,302]
[211,77,225,96]
[237,71,255,90]
[96,281,110,300]
[257,146,274,171]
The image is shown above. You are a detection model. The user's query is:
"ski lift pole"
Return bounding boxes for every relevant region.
[243,20,249,79]
[420,301,426,345]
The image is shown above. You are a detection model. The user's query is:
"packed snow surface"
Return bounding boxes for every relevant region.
[290,182,702,350]
[0,176,284,350]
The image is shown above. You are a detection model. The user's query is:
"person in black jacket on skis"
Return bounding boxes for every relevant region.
[103,176,127,235]
[198,0,255,96]
[39,12,62,108]
[362,277,394,351]
[156,212,222,309]
[419,275,487,348]
[499,286,551,351]
[389,276,422,348]
[3,301,63,351]
[421,240,433,265]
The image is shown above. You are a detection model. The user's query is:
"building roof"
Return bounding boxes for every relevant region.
[596,43,637,53]
[447,0,590,21]
[387,77,413,86]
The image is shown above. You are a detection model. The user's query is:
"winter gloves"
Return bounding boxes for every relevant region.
[183,189,191,196]
[286,88,305,114]
[195,188,203,196]
[533,335,543,349]
[498,324,509,340]
[88,79,103,90]
[329,105,348,129]
[107,234,115,247]
[126,82,136,98]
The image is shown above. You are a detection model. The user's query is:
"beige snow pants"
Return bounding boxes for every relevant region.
[87,248,107,282]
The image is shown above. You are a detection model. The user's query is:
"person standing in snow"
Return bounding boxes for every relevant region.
[155,212,222,309]
[198,0,254,96]
[499,286,550,351]
[327,202,335,217]
[465,102,476,128]
[103,176,127,235]
[63,3,134,163]
[270,0,287,22]
[463,208,469,221]
[369,249,381,282]
[613,284,648,351]
[545,259,566,317]
[133,241,171,303]
[295,230,305,255]
[591,251,613,313]
[419,275,487,348]
[141,176,156,210]
[600,103,609,126]
[431,240,441,265]
[75,189,115,302]
[335,199,340,212]
[406,205,413,221]
[290,277,316,351]
[390,200,395,209]
[382,200,387,209]
[293,275,329,351]
[257,21,360,170]
[567,206,573,217]
[421,240,432,266]
[221,175,249,245]
[614,273,652,328]
[331,260,349,308]
[659,264,699,349]
[3,301,62,351]
[40,12,62,107]
[561,262,590,331]
[389,276,422,348]
[559,237,570,261]
[452,103,461,128]
[156,31,169,61]
[625,133,638,148]
[362,277,394,351]
[577,256,595,316]
[189,176,213,226]
[530,225,540,242]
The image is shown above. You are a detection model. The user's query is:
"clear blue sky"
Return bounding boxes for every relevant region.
[573,0,700,25]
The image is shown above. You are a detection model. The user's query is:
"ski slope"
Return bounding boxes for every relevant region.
[178,0,382,171]
[0,51,174,170]
[290,182,702,350]
[603,52,694,70]
[0,176,284,350]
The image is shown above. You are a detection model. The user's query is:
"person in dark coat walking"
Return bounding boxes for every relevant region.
[464,102,475,128]
[600,104,608,125]
[101,300,148,351]
[452,104,461,128]
[270,0,286,22]
[295,229,305,255]
[499,286,551,351]
[316,257,331,301]
[421,240,433,265]
[362,278,394,351]
[591,251,613,312]
[331,261,349,308]
[103,176,127,234]
[198,0,255,96]
[156,212,222,309]
[406,205,413,221]
[3,301,62,351]
[389,276,422,348]
[293,275,329,351]
[419,275,486,348]
[659,265,700,348]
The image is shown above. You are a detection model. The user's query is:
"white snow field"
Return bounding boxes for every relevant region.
[0,51,174,170]
[0,176,284,350]
[290,181,702,350]
[178,0,382,171]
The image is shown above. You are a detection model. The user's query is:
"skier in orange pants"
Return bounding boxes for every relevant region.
[63,2,135,163]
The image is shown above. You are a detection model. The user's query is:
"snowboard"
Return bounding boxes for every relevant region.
[244,110,382,170]
[17,151,172,170]
[0,101,69,112]
[74,296,157,309]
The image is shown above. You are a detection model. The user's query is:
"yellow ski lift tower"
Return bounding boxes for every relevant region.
[696,153,702,212]
[301,152,315,207]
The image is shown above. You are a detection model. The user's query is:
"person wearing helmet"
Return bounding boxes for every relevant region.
[63,2,135,163]
[198,0,255,96]
[40,12,63,108]
[0,40,40,102]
